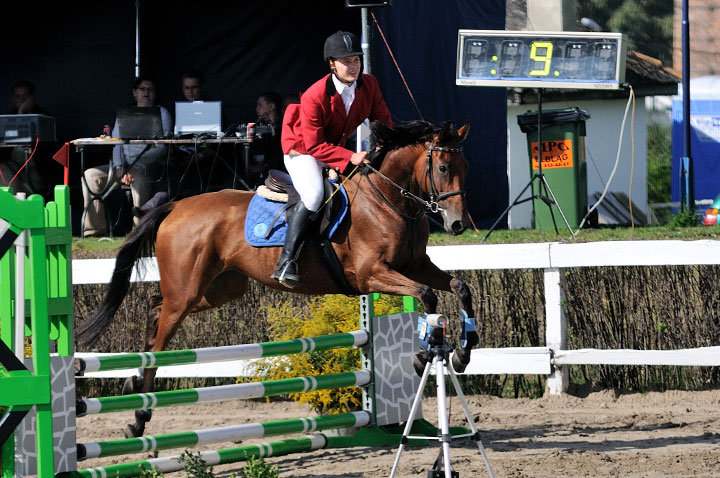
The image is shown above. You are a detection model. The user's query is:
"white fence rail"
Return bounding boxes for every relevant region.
[73,240,720,394]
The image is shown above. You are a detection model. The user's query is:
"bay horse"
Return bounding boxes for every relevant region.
[77,120,478,438]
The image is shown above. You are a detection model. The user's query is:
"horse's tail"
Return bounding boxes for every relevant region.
[76,202,176,348]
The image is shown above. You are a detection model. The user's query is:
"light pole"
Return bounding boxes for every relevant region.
[681,0,694,213]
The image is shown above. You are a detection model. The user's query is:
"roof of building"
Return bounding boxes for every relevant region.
[510,51,680,104]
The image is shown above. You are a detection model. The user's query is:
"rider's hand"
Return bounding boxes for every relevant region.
[121,172,134,185]
[349,151,369,166]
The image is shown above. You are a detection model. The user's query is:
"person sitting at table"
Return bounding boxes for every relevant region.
[248,91,284,185]
[81,77,172,236]
[256,91,282,127]
[167,69,230,199]
[134,69,207,215]
[181,69,205,101]
[1,80,59,198]
[6,79,50,115]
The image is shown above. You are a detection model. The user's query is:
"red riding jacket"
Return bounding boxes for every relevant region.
[281,73,393,173]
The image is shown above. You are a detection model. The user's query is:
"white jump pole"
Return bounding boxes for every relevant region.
[14,192,26,360]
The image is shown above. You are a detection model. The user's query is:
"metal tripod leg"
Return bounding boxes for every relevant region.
[390,354,434,477]
[538,172,574,235]
[447,360,495,477]
[435,354,454,478]
[481,174,535,242]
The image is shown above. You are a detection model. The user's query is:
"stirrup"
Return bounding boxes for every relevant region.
[272,260,300,288]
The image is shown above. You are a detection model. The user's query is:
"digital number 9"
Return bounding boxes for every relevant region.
[529,42,553,76]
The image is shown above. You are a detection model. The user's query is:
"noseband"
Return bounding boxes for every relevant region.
[363,138,466,218]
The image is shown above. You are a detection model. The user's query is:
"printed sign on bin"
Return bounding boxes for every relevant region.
[531,139,574,170]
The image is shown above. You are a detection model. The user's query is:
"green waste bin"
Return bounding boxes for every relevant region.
[517,107,590,229]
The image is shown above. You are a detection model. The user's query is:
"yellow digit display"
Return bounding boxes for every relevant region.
[529,41,553,76]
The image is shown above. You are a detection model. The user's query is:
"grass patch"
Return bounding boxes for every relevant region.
[72,237,126,258]
[430,224,720,245]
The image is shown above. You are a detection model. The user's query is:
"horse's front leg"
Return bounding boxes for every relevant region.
[405,255,479,373]
[363,268,440,313]
[363,268,444,375]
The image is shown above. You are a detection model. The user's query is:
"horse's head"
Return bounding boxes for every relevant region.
[416,121,471,236]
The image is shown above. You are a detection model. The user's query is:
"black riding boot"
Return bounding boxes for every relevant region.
[271,201,314,288]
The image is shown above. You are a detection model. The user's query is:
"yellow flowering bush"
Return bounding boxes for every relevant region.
[251,294,404,414]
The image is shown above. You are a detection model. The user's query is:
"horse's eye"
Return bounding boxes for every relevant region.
[438,164,448,174]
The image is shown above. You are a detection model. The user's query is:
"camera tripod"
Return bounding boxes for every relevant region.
[482,88,574,242]
[390,316,495,478]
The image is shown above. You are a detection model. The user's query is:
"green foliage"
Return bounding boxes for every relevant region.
[646,122,672,205]
[577,0,673,63]
[670,209,699,228]
[138,465,165,478]
[178,450,231,478]
[251,294,404,414]
[241,455,279,478]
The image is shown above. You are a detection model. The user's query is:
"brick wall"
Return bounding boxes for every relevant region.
[674,0,720,77]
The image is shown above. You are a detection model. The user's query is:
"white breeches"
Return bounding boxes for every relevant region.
[283,154,325,212]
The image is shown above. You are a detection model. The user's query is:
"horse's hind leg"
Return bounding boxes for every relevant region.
[123,271,248,438]
[121,294,163,392]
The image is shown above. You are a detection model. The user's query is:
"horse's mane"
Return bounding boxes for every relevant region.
[371,120,436,150]
[368,120,440,169]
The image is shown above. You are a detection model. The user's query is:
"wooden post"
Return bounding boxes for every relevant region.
[544,267,568,395]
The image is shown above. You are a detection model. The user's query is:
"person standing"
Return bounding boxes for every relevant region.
[272,31,393,287]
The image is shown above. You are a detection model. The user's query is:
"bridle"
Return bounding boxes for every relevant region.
[363,138,466,218]
[422,140,465,213]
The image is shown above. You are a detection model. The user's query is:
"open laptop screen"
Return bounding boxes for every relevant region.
[116,106,164,139]
[174,101,222,135]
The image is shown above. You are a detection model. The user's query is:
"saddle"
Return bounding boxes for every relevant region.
[256,168,348,239]
[247,169,355,294]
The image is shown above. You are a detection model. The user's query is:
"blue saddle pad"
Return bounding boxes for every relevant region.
[245,184,349,248]
[245,195,288,247]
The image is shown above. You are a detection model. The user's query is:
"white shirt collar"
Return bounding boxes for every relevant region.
[332,74,356,97]
[332,74,356,115]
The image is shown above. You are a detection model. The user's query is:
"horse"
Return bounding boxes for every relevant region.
[77,120,478,438]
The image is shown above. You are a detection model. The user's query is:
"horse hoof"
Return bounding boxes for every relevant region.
[121,376,142,395]
[135,408,152,422]
[123,423,143,438]
[413,350,429,377]
[451,349,471,374]
[464,331,480,349]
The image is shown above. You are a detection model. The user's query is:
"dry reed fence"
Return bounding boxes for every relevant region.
[73,265,720,398]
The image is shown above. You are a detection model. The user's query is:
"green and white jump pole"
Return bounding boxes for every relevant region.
[76,370,371,415]
[66,295,425,478]
[76,330,368,374]
[2,184,433,477]
[71,434,331,478]
[77,411,370,460]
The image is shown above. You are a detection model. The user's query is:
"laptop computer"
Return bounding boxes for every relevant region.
[116,106,164,139]
[174,101,222,136]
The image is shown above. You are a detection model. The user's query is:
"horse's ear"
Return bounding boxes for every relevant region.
[438,121,452,142]
[456,121,470,142]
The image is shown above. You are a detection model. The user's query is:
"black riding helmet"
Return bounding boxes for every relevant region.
[323,31,363,63]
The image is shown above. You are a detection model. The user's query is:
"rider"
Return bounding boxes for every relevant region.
[272,31,393,288]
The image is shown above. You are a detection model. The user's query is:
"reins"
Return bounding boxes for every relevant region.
[362,139,465,218]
